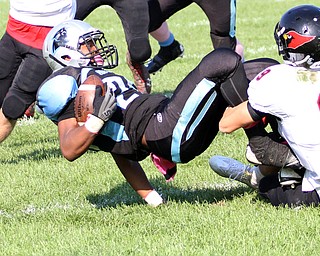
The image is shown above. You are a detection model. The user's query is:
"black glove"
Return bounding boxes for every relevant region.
[93,85,116,122]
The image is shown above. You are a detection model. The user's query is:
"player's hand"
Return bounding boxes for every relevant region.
[92,85,116,122]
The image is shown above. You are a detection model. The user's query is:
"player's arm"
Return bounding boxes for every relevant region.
[58,117,98,161]
[112,153,163,207]
[219,101,258,133]
[58,84,117,161]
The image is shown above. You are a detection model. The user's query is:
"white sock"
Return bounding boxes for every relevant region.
[250,166,264,188]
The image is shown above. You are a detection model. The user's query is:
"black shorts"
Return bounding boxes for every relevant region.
[0,32,52,119]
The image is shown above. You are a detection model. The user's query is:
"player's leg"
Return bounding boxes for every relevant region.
[147,0,189,74]
[209,156,267,189]
[197,0,236,49]
[259,174,320,207]
[209,154,305,193]
[0,33,23,142]
[2,43,52,121]
[174,49,245,162]
[147,22,184,74]
[145,48,243,162]
[74,0,102,20]
[114,0,152,94]
[0,33,19,106]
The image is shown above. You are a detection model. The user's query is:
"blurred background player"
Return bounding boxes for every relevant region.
[75,0,244,91]
[147,0,245,74]
[76,0,181,94]
[0,0,76,143]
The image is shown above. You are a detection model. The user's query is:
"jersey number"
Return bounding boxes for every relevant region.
[256,68,271,81]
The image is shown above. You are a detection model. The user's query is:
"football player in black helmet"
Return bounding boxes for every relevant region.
[209,5,320,208]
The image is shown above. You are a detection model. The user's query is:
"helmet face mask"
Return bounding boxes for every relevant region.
[43,20,119,71]
[79,31,118,68]
[274,5,320,69]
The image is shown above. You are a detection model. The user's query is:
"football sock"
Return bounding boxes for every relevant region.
[159,33,174,47]
[251,166,264,188]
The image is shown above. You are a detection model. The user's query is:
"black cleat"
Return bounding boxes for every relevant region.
[147,40,184,74]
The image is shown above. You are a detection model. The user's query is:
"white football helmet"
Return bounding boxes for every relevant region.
[43,20,118,71]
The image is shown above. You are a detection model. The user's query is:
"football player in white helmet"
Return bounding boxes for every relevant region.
[37,19,251,207]
[209,5,320,207]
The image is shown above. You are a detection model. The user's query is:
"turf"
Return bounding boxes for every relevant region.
[1,0,320,255]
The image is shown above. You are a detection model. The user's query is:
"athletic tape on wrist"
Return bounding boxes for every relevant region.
[144,190,163,207]
[84,114,104,134]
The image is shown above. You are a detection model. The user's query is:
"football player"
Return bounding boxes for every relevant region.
[75,0,179,94]
[74,0,245,90]
[37,20,250,207]
[0,0,76,144]
[147,0,244,73]
[209,5,320,207]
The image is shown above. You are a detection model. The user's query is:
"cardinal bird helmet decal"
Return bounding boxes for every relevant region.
[274,5,320,68]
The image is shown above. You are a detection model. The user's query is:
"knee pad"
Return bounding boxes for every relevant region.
[2,94,28,119]
[211,34,236,50]
[244,58,280,81]
[200,48,241,81]
[199,48,247,106]
[128,38,151,63]
[216,52,248,106]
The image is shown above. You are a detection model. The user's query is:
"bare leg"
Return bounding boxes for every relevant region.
[235,39,245,61]
[150,22,171,42]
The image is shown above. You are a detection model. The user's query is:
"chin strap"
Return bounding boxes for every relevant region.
[284,56,320,71]
[284,54,311,67]
[309,61,320,70]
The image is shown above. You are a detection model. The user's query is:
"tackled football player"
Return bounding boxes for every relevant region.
[37,19,253,207]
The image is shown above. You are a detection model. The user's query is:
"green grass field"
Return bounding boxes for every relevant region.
[1,0,320,255]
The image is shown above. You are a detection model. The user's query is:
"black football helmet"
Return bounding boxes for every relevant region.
[274,5,320,69]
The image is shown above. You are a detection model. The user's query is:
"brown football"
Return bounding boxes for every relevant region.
[74,75,105,125]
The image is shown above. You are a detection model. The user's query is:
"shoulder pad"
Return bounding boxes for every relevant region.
[37,75,78,121]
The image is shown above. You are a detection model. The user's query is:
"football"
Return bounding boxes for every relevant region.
[74,75,105,125]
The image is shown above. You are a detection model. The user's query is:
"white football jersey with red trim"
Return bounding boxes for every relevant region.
[248,64,320,195]
[9,0,76,26]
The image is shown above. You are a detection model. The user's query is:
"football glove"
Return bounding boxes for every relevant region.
[93,85,116,122]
